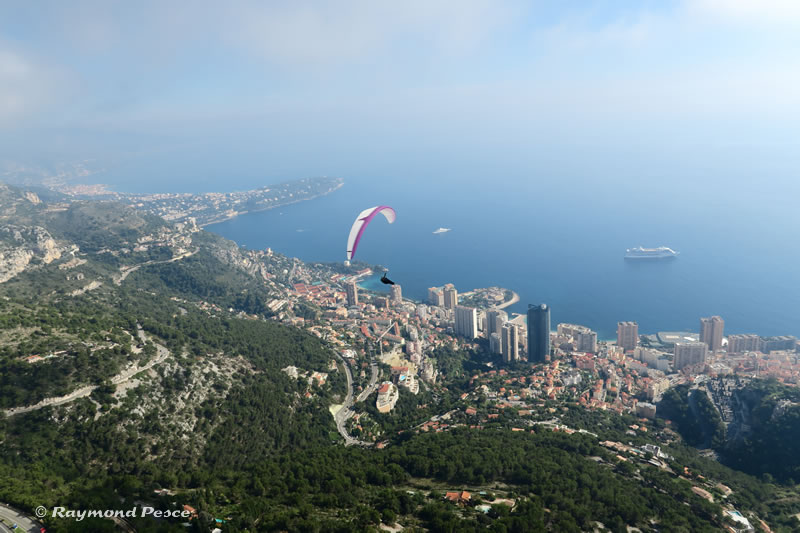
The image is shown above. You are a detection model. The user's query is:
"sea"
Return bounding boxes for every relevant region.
[104,151,800,341]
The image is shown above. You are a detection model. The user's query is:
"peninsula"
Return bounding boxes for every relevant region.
[57,176,344,227]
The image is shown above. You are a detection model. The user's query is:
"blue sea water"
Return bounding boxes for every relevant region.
[200,166,800,341]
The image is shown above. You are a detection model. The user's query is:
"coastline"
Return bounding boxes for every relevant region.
[495,291,520,310]
[200,181,344,228]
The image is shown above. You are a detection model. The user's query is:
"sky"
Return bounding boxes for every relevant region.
[1,0,800,186]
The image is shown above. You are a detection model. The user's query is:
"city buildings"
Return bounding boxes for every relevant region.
[391,285,402,304]
[489,332,502,354]
[646,378,671,401]
[634,347,671,372]
[636,402,657,419]
[760,336,798,354]
[577,332,598,353]
[557,323,597,353]
[454,306,478,339]
[501,323,519,363]
[485,309,508,338]
[725,334,798,354]
[700,316,724,351]
[376,382,399,413]
[428,287,444,307]
[557,323,590,338]
[527,304,550,363]
[345,280,358,307]
[443,284,458,310]
[727,334,760,354]
[617,321,639,352]
[674,342,708,370]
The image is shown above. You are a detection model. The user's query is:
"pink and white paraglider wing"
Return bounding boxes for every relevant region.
[346,205,396,262]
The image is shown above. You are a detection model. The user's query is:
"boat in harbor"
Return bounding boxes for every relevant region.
[625,246,679,260]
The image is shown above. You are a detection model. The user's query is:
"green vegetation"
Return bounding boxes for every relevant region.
[659,385,725,448]
[660,379,800,484]
[3,185,800,531]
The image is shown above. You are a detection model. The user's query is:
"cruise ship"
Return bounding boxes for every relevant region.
[625,246,679,260]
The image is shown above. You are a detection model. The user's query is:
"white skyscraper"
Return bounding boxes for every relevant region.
[454,306,478,339]
[502,323,519,362]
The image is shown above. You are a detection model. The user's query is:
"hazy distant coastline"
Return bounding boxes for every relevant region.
[26,176,345,228]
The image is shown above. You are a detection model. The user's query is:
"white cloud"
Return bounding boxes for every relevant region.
[688,0,800,25]
[220,0,520,66]
[0,49,42,121]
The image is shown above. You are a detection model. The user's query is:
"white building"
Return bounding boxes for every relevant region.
[390,284,402,304]
[634,347,672,372]
[376,382,399,413]
[501,323,519,362]
[454,306,478,339]
[674,342,708,370]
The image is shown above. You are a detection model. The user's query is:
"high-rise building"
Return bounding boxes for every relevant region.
[428,287,444,307]
[489,333,502,355]
[674,342,708,370]
[391,285,402,304]
[576,331,598,353]
[443,284,458,310]
[700,316,724,351]
[485,309,508,338]
[759,336,798,354]
[502,323,519,363]
[345,280,358,307]
[416,304,428,320]
[727,334,760,353]
[454,306,478,339]
[616,322,639,352]
[527,304,550,363]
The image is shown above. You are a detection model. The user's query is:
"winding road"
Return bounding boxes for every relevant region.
[332,352,375,447]
[3,325,170,418]
[114,248,197,285]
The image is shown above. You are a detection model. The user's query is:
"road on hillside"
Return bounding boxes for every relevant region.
[332,352,373,447]
[356,363,379,403]
[3,325,170,418]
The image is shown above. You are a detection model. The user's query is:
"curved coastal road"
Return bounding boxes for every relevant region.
[496,291,520,310]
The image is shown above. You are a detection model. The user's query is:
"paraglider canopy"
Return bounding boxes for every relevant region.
[346,205,396,264]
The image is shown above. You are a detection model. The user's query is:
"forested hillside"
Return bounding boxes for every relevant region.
[3,184,800,531]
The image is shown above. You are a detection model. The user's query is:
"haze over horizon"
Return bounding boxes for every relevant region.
[5,6,800,531]
[1,0,799,195]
